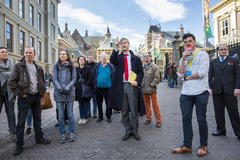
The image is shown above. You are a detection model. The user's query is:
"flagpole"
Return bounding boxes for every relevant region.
[202,0,206,51]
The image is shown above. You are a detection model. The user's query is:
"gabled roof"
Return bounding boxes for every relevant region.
[148,25,161,33]
[98,38,120,49]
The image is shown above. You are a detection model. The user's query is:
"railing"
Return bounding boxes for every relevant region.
[219,29,240,45]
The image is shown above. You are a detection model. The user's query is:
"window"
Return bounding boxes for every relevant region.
[37,0,41,5]
[20,30,25,55]
[51,2,55,18]
[30,4,34,26]
[38,41,42,61]
[6,22,13,52]
[30,36,34,47]
[38,13,41,31]
[51,24,55,40]
[52,48,56,64]
[222,19,229,36]
[5,0,12,9]
[19,0,25,19]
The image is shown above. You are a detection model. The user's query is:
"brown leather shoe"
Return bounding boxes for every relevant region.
[156,122,162,128]
[197,146,207,156]
[172,145,192,153]
[145,120,151,125]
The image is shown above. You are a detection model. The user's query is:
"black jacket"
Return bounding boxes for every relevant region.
[209,56,240,94]
[74,66,93,102]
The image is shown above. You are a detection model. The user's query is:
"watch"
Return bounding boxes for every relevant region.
[184,76,187,81]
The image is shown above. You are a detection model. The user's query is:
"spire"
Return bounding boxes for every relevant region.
[65,22,68,31]
[105,25,111,38]
[179,24,184,33]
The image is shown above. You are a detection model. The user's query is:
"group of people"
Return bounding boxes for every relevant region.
[0,32,240,157]
[165,61,178,88]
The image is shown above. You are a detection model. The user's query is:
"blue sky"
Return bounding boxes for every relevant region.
[58,0,220,51]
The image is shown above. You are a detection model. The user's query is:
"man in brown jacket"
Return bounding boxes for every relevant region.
[8,46,50,155]
[141,52,162,128]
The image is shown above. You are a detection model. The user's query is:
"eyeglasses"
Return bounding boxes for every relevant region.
[143,55,150,57]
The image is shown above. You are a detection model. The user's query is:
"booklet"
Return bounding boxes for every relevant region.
[185,46,193,61]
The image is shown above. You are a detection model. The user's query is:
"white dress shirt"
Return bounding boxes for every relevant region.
[177,49,210,95]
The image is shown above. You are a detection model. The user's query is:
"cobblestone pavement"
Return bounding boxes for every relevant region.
[0,82,240,159]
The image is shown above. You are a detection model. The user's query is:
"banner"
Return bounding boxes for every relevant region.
[203,0,214,39]
[153,33,161,58]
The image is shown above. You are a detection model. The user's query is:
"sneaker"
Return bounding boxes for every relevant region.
[69,133,75,142]
[26,127,31,135]
[60,134,66,143]
[81,119,88,124]
[93,114,97,118]
[78,119,83,125]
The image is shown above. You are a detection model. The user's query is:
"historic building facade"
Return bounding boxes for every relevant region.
[210,0,240,46]
[0,0,61,72]
[96,26,122,62]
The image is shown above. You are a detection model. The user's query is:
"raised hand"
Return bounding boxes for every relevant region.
[115,37,120,50]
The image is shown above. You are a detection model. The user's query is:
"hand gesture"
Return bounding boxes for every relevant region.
[115,37,120,50]
[182,51,191,59]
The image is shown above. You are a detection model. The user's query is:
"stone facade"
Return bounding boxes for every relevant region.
[0,0,61,72]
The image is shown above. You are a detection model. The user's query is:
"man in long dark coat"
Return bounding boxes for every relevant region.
[109,37,144,141]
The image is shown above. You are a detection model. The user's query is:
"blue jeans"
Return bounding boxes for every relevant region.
[26,108,32,127]
[87,89,98,115]
[180,91,209,148]
[16,94,43,146]
[170,78,177,86]
[0,95,16,132]
[45,80,49,87]
[56,101,74,134]
[79,101,89,119]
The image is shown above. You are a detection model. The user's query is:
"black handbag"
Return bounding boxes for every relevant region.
[79,72,92,98]
[82,84,92,98]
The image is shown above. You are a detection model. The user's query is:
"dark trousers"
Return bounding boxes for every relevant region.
[121,83,139,134]
[95,88,112,119]
[180,91,209,148]
[0,94,16,131]
[48,80,54,87]
[213,92,240,137]
[16,94,43,146]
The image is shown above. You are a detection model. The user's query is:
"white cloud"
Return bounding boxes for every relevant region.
[58,1,131,34]
[129,33,145,50]
[133,0,187,22]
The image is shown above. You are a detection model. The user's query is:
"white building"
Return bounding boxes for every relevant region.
[210,0,240,46]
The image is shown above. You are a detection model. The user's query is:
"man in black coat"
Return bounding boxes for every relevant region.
[109,37,144,141]
[209,44,240,140]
